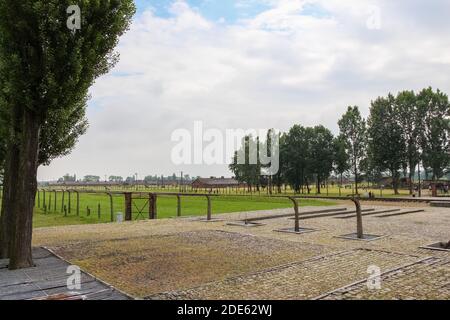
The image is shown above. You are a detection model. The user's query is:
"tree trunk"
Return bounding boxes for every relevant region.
[8,109,41,270]
[316,176,321,194]
[392,169,399,195]
[354,161,359,195]
[408,159,414,195]
[0,105,22,259]
[0,143,20,259]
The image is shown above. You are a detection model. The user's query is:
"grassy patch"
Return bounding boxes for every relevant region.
[32,192,336,228]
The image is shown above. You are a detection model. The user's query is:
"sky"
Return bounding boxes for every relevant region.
[38,0,450,181]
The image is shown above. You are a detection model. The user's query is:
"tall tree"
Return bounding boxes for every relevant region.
[273,133,287,193]
[417,88,450,180]
[367,94,406,194]
[338,106,367,195]
[333,135,350,195]
[229,135,261,191]
[0,0,135,269]
[310,126,334,194]
[395,91,421,194]
[283,125,314,193]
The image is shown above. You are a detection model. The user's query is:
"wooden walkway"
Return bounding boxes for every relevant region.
[0,247,131,300]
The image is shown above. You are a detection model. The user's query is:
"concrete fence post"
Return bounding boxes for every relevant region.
[124,193,132,221]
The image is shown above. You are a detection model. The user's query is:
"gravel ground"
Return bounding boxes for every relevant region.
[33,203,450,300]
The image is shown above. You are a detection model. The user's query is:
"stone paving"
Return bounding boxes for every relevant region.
[32,203,450,300]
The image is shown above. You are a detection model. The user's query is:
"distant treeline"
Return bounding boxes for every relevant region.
[229,87,450,195]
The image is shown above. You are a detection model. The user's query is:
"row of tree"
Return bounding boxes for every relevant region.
[230,88,450,195]
[0,1,135,269]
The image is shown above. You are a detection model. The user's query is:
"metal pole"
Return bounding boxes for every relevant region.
[68,191,71,214]
[124,193,132,221]
[177,195,181,217]
[108,193,114,222]
[206,195,212,221]
[75,191,79,216]
[61,191,65,213]
[350,196,363,239]
[289,197,300,232]
[54,190,57,213]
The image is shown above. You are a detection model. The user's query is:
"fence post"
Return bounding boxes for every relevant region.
[43,190,46,209]
[61,191,65,213]
[148,193,153,219]
[149,194,158,219]
[37,190,40,208]
[124,193,132,221]
[177,195,181,217]
[74,191,79,216]
[108,193,114,222]
[98,203,101,219]
[54,191,57,214]
[68,191,71,214]
[206,195,212,221]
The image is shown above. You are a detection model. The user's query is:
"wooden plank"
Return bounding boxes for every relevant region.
[0,247,132,300]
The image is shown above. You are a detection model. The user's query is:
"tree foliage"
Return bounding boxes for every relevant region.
[417,88,450,180]
[0,0,135,268]
[338,106,367,194]
[367,94,406,194]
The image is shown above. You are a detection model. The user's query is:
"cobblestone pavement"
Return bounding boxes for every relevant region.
[147,249,422,300]
[321,257,449,300]
[33,203,450,300]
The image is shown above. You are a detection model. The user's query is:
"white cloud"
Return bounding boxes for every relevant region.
[38,0,450,181]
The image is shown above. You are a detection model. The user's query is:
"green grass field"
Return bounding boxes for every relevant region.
[31,192,336,228]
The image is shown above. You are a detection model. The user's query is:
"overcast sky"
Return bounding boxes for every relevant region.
[38,0,450,181]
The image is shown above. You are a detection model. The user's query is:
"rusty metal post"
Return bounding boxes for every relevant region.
[43,190,46,209]
[74,190,79,216]
[54,190,57,213]
[124,193,132,221]
[68,191,71,214]
[148,194,158,219]
[49,194,52,212]
[37,190,41,208]
[148,193,153,219]
[289,197,300,232]
[107,193,114,222]
[61,191,65,213]
[350,196,363,239]
[152,194,158,219]
[177,195,181,217]
[206,195,212,221]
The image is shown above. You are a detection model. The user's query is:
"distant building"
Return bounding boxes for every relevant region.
[377,177,411,188]
[191,177,243,190]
